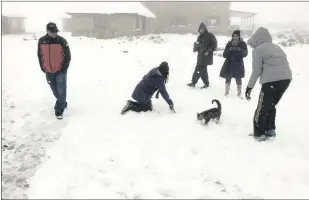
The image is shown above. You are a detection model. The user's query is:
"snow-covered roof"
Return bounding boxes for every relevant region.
[61,13,72,19]
[2,14,27,18]
[65,2,156,18]
[230,10,257,18]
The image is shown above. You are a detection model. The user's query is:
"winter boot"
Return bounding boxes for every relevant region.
[187,83,195,88]
[225,84,230,96]
[121,100,133,115]
[237,85,243,99]
[201,84,209,89]
[55,110,63,120]
[265,130,276,138]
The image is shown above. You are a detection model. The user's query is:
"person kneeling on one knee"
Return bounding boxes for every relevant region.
[121,61,175,115]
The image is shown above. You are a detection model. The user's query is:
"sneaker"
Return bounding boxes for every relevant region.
[121,100,132,115]
[254,134,267,141]
[187,83,195,87]
[201,85,209,89]
[55,111,63,120]
[265,130,276,137]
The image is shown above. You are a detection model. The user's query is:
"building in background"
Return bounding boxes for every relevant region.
[1,15,26,34]
[229,10,256,36]
[64,2,155,39]
[142,2,256,36]
[142,2,231,34]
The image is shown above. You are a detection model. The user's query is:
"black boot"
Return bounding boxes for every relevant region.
[121,100,133,115]
[201,84,209,89]
[55,110,63,120]
[187,83,195,88]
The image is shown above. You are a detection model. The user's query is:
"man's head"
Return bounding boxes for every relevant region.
[46,22,59,38]
[198,22,208,34]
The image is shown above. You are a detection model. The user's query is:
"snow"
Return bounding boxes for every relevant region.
[65,2,156,18]
[2,34,309,199]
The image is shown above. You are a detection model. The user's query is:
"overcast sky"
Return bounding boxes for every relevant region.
[231,2,309,25]
[2,1,309,31]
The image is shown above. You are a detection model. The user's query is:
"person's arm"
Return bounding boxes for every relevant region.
[223,42,231,58]
[207,33,218,54]
[247,49,263,89]
[37,39,44,73]
[60,37,71,72]
[236,41,248,58]
[155,77,173,106]
[193,36,200,52]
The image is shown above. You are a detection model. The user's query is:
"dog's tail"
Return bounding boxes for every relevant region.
[212,99,221,111]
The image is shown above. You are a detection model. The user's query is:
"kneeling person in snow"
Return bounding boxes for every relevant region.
[37,22,71,119]
[245,27,292,139]
[121,62,175,115]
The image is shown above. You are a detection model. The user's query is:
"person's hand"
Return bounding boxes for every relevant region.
[245,87,253,101]
[204,52,209,56]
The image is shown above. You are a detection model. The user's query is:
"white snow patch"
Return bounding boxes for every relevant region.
[2,34,309,199]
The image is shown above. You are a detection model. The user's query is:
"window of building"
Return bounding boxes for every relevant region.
[205,17,220,27]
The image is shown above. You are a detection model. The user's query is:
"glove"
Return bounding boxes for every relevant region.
[230,47,237,51]
[245,87,252,101]
[169,104,176,113]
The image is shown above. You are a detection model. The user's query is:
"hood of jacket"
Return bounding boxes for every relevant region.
[198,22,208,34]
[247,27,272,48]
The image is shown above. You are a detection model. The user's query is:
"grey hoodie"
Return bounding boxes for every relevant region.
[247,27,292,88]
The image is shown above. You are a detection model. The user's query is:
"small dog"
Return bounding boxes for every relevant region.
[197,99,222,125]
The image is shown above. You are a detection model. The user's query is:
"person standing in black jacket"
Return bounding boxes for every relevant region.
[187,22,217,89]
[220,30,248,98]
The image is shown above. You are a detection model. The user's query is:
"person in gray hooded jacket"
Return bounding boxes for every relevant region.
[245,27,292,140]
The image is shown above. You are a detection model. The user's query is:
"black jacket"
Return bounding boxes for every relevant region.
[220,39,248,79]
[193,22,218,66]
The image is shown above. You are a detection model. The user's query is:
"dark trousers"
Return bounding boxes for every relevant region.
[191,65,209,86]
[226,77,242,85]
[130,101,153,113]
[253,79,291,136]
[46,71,67,113]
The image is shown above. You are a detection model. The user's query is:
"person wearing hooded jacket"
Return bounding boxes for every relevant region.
[245,27,292,140]
[121,61,175,115]
[220,30,248,98]
[187,22,218,89]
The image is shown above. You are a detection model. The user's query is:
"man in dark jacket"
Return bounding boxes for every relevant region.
[188,22,217,89]
[121,62,175,115]
[37,22,71,119]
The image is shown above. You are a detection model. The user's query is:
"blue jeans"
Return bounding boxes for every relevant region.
[46,71,67,113]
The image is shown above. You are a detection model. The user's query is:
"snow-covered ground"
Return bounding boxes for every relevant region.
[2,34,309,199]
